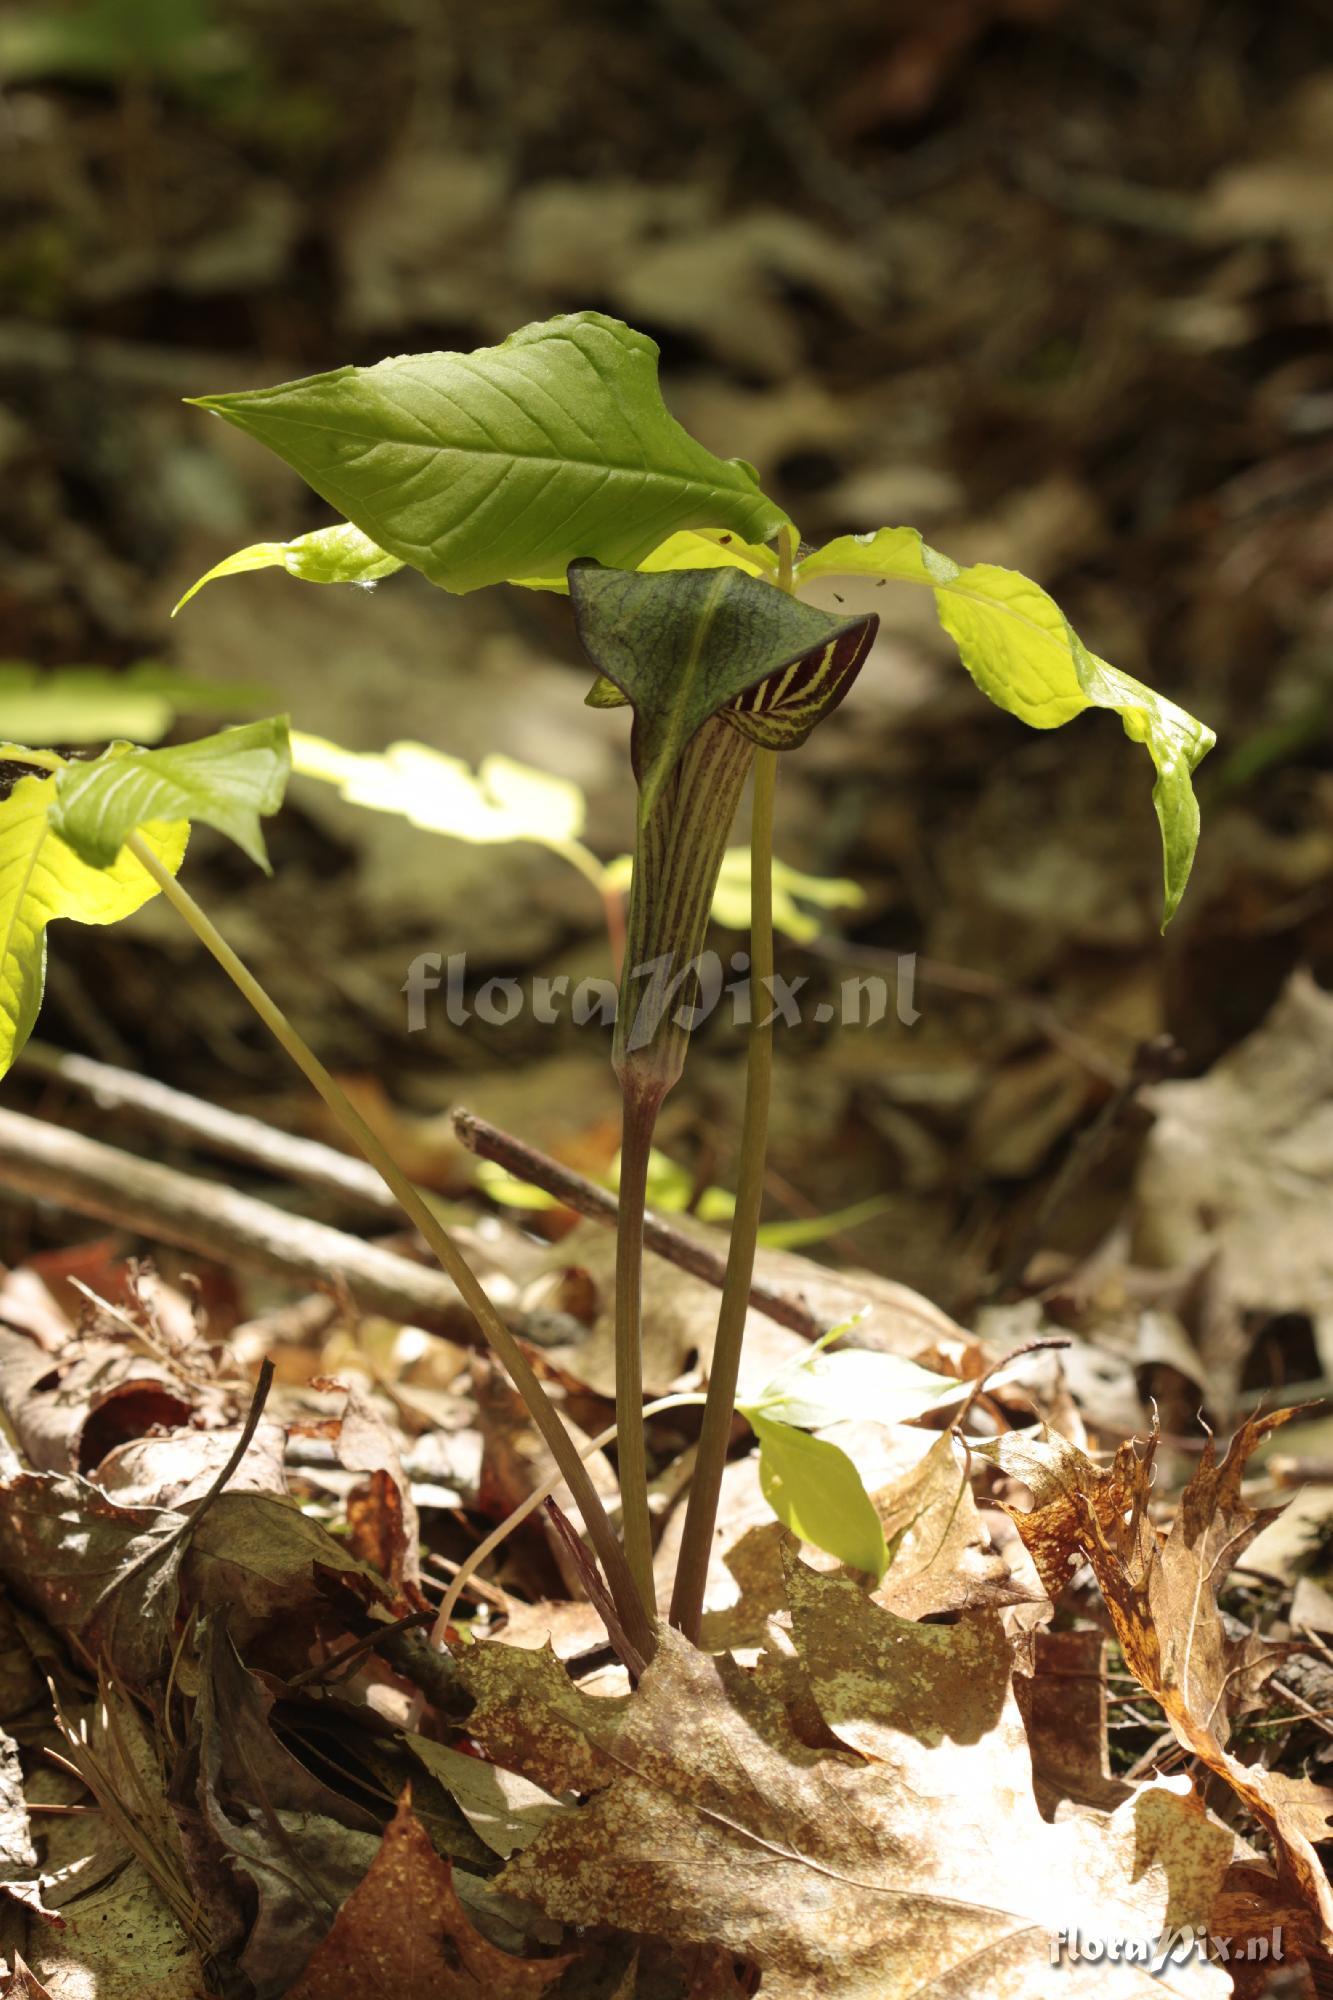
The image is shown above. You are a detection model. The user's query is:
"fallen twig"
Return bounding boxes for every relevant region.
[19,1039,399,1218]
[0,1107,581,1349]
[452,1105,824,1340]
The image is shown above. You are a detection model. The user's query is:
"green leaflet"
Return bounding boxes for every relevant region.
[190,313,792,596]
[749,1413,888,1580]
[0,662,266,745]
[603,845,864,944]
[743,1340,958,1433]
[516,525,779,596]
[173,522,404,614]
[51,718,292,874]
[292,732,587,851]
[0,750,187,1078]
[570,562,878,820]
[710,848,864,942]
[736,1332,959,1576]
[799,527,1215,925]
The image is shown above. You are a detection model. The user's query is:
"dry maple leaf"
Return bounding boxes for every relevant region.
[1001,1410,1333,1942]
[461,1560,1235,1998]
[285,1790,571,2000]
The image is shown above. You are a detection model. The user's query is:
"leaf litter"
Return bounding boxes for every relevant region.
[0,1218,1331,1997]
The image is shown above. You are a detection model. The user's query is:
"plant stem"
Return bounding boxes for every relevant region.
[125,833,654,1667]
[668,745,777,1639]
[669,521,793,1640]
[612,1083,661,1613]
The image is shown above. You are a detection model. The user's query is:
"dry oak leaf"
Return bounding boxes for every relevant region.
[466,1562,1230,1998]
[1004,1410,1333,1943]
[978,1421,1143,1600]
[285,1790,571,2000]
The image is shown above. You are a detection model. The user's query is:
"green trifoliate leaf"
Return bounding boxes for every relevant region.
[0,663,267,746]
[51,717,291,874]
[570,562,878,819]
[173,522,404,615]
[749,1413,888,1580]
[0,749,187,1077]
[190,313,792,595]
[799,528,1214,925]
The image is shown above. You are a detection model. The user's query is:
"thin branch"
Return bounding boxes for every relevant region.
[452,1106,824,1341]
[18,1039,399,1218]
[0,1106,579,1350]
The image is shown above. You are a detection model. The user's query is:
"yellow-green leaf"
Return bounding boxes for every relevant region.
[173,521,404,615]
[515,526,779,596]
[0,752,187,1077]
[799,527,1215,925]
[749,1412,888,1580]
[51,718,290,874]
[291,733,588,851]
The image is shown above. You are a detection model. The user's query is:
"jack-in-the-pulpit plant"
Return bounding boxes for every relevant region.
[0,311,1215,1657]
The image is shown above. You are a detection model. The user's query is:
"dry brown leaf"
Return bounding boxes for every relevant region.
[285,1791,571,2000]
[462,1563,1234,1997]
[1003,1411,1333,1941]
[1,1956,54,1999]
[981,1422,1143,1599]
[1134,969,1333,1405]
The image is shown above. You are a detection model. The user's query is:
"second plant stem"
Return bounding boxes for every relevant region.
[125,832,656,1669]
[613,1083,662,1610]
[668,746,777,1639]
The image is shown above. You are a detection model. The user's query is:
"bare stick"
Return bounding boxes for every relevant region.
[452,1106,823,1342]
[0,1105,577,1348]
[18,1039,399,1218]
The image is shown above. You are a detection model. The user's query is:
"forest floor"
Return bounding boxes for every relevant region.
[3,3,1333,1994]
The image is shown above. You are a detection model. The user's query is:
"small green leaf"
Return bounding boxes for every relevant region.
[191,313,792,595]
[570,562,877,819]
[754,1193,893,1251]
[172,521,404,615]
[0,750,187,1077]
[51,718,291,874]
[515,525,779,596]
[799,528,1215,924]
[743,1342,958,1433]
[0,663,267,745]
[710,849,864,942]
[749,1413,888,1579]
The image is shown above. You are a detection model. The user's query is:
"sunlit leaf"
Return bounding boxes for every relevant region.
[710,847,864,941]
[748,1412,888,1579]
[0,750,186,1078]
[0,663,266,745]
[51,717,291,873]
[799,527,1215,924]
[173,521,404,615]
[743,1338,958,1433]
[516,525,778,597]
[191,313,791,595]
[291,733,587,851]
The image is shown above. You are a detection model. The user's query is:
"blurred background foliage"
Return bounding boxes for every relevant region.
[3,0,1333,1319]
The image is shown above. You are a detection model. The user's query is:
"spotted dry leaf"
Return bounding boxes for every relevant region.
[285,1792,571,2000]
[1003,1410,1333,1943]
[462,1562,1232,1999]
[979,1422,1143,1599]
